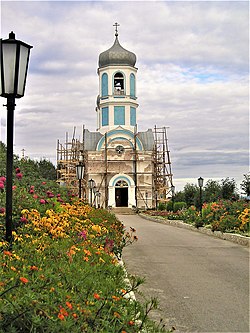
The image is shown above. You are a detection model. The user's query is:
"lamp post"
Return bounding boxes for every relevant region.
[88,179,95,206]
[145,191,148,210]
[0,32,32,243]
[171,185,175,211]
[76,155,84,199]
[198,177,204,216]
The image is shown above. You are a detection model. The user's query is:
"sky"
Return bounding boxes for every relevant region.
[0,0,249,192]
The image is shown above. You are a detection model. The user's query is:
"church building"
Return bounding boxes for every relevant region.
[57,24,173,210]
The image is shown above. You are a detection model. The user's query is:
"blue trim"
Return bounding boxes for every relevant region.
[114,96,125,98]
[101,73,108,97]
[114,106,125,125]
[130,107,136,126]
[102,107,109,126]
[112,175,132,187]
[130,73,135,97]
[97,129,143,151]
[109,137,133,147]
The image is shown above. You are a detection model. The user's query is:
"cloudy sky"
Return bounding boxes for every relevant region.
[0,0,249,191]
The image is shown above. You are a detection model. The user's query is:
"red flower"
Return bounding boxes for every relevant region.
[39,199,46,204]
[20,277,29,284]
[15,168,20,173]
[16,173,23,180]
[94,293,101,300]
[0,207,5,214]
[0,176,6,183]
[0,182,4,189]
[20,217,28,223]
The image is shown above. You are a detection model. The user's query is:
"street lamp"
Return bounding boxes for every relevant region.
[145,191,148,210]
[198,177,204,216]
[0,32,32,243]
[171,185,175,211]
[76,155,84,199]
[88,179,95,206]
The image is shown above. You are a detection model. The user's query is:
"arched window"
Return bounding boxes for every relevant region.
[130,73,135,97]
[101,73,108,97]
[114,72,124,95]
[115,180,128,187]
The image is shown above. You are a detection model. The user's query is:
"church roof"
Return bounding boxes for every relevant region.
[98,35,136,68]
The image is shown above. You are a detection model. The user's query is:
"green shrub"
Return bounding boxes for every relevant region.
[157,202,166,211]
[173,202,187,212]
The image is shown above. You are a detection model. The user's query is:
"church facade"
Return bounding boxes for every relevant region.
[57,26,173,209]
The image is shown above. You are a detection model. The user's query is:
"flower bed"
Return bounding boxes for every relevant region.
[0,201,167,332]
[143,200,249,235]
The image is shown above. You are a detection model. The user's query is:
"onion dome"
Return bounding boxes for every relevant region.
[99,33,136,68]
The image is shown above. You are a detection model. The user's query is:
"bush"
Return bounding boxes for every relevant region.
[157,202,166,211]
[173,202,187,212]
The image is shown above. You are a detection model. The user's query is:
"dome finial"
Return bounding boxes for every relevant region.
[113,22,120,37]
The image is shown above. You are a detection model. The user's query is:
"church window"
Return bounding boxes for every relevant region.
[130,73,135,97]
[114,72,124,95]
[114,106,125,125]
[115,145,124,155]
[101,73,108,97]
[102,107,109,126]
[130,107,136,126]
[115,180,128,187]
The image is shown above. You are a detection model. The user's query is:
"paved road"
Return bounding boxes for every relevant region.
[118,214,249,333]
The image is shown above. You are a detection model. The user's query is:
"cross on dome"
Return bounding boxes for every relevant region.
[113,22,120,37]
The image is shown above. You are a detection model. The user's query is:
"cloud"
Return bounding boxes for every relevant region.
[0,0,248,191]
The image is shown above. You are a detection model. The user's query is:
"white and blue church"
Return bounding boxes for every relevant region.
[57,24,173,210]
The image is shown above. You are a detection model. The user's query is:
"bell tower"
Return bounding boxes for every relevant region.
[96,23,138,134]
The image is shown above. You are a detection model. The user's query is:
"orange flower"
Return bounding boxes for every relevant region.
[3,250,12,256]
[128,320,134,326]
[30,265,39,271]
[20,277,29,284]
[10,266,16,271]
[72,313,78,319]
[112,295,121,301]
[58,313,65,320]
[94,293,100,300]
[83,256,89,262]
[114,311,120,318]
[66,301,73,310]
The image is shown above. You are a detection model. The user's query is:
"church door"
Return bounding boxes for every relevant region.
[115,180,128,207]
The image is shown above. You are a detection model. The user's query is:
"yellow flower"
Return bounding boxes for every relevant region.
[92,225,102,233]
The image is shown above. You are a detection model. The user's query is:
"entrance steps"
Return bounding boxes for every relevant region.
[110,207,137,215]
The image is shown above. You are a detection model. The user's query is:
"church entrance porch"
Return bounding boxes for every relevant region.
[108,174,136,208]
[115,187,128,207]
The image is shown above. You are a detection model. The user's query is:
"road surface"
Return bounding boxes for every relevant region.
[118,214,249,333]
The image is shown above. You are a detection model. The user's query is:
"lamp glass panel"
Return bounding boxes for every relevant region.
[76,165,83,179]
[17,45,29,96]
[2,43,17,94]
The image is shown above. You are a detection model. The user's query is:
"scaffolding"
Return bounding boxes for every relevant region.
[56,125,173,205]
[56,126,84,193]
[153,126,173,201]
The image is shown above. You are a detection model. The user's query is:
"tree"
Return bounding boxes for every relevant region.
[240,174,250,196]
[183,183,199,207]
[203,179,221,202]
[221,177,238,200]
